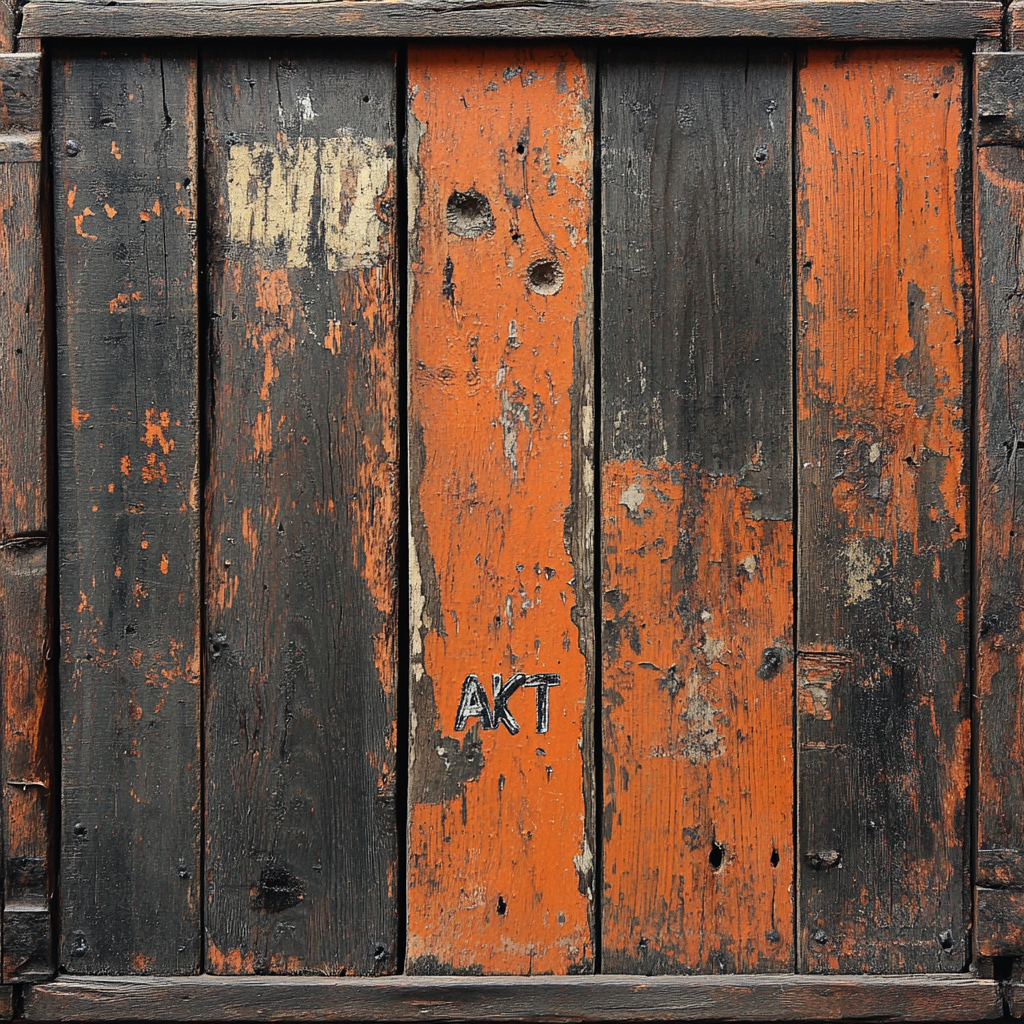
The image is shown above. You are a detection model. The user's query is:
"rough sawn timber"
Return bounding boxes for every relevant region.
[18,973,1005,1021]
[975,143,1024,959]
[600,43,795,974]
[406,43,595,975]
[796,46,971,973]
[202,47,400,976]
[19,0,1004,40]
[0,34,51,983]
[53,46,202,975]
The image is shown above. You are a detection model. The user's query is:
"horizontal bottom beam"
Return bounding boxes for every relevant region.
[19,0,1004,39]
[19,973,1003,1021]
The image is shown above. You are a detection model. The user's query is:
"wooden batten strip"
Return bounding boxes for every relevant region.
[19,973,1005,1022]
[0,17,50,983]
[19,0,1003,40]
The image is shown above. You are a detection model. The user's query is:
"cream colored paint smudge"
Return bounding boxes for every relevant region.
[844,538,876,605]
[226,135,390,271]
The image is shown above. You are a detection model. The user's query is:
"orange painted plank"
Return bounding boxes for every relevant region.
[406,44,595,975]
[797,46,970,972]
[600,45,795,973]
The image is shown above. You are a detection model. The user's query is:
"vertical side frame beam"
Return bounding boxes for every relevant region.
[0,38,52,982]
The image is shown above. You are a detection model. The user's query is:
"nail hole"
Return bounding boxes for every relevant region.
[709,841,726,872]
[446,188,495,239]
[770,848,779,868]
[496,895,507,915]
[362,95,370,103]
[516,142,525,155]
[526,257,563,296]
[939,930,954,950]
[754,144,769,163]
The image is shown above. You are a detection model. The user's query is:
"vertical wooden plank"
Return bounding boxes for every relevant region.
[0,42,51,982]
[406,45,595,975]
[600,44,795,974]
[53,47,200,974]
[203,48,399,975]
[796,46,970,973]
[975,144,1024,953]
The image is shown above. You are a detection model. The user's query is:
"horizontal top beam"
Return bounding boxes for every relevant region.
[21,0,1003,40]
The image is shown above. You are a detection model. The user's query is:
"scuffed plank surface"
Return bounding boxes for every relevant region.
[19,1,1005,41]
[975,146,1024,957]
[18,973,1005,1022]
[406,44,594,975]
[1,542,51,983]
[600,44,794,974]
[203,48,399,976]
[53,47,201,974]
[0,80,51,979]
[796,46,970,973]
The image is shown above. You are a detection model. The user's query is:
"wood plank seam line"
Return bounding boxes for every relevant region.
[17,0,1006,41]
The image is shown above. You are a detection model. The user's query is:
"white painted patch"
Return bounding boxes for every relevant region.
[845,539,876,605]
[700,633,727,665]
[620,482,645,514]
[298,92,317,122]
[740,554,758,579]
[869,442,882,464]
[226,134,390,271]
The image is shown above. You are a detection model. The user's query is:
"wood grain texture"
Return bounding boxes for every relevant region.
[406,44,594,975]
[0,54,40,133]
[0,2,13,54]
[975,145,1024,961]
[976,53,1024,148]
[53,47,201,975]
[796,46,970,973]
[600,44,794,975]
[19,0,1004,40]
[976,888,1024,957]
[203,48,399,976]
[17,973,1005,1022]
[0,36,50,985]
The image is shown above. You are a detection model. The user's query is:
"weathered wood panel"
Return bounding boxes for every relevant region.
[19,0,1005,42]
[600,44,794,975]
[406,44,594,974]
[0,41,51,983]
[796,46,970,973]
[17,973,1006,1023]
[976,53,1024,148]
[975,144,1024,965]
[203,48,399,975]
[53,47,201,974]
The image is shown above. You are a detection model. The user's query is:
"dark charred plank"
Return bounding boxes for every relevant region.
[600,42,794,973]
[0,54,40,133]
[977,888,1024,957]
[796,46,971,973]
[976,53,1024,148]
[18,973,1005,1022]
[53,46,201,974]
[975,145,1024,964]
[978,849,1024,889]
[19,0,1004,40]
[203,47,399,975]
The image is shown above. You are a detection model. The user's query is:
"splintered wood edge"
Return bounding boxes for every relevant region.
[19,974,1004,1021]
[20,0,1003,39]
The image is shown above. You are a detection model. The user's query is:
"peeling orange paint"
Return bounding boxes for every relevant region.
[159,553,169,575]
[111,140,122,160]
[407,45,593,975]
[121,455,131,477]
[109,291,142,314]
[141,408,175,454]
[104,203,117,218]
[70,407,89,430]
